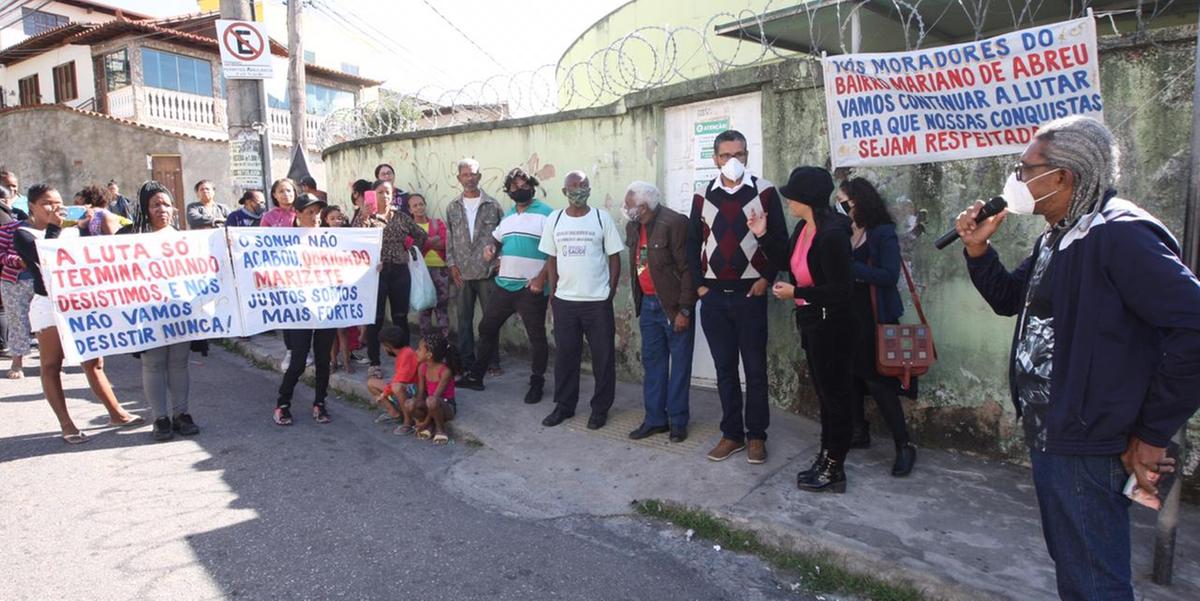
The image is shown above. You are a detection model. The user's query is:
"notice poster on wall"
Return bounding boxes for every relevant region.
[822,17,1101,168]
[38,229,241,363]
[228,227,382,335]
[664,92,763,215]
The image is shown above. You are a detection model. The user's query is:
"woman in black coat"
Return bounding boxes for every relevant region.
[840,178,917,476]
[749,166,855,493]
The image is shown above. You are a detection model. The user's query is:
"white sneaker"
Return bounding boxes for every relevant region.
[280,350,291,371]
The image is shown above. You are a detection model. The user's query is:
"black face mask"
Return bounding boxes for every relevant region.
[508,189,534,204]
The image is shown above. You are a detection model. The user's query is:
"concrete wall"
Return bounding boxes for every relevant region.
[325,27,1199,465]
[0,105,304,208]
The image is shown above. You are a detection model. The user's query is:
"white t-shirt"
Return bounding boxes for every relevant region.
[538,207,623,302]
[462,194,482,241]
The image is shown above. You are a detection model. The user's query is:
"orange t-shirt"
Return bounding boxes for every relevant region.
[382,347,419,396]
[637,224,656,295]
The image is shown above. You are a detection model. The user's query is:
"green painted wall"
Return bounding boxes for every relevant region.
[325,27,1199,467]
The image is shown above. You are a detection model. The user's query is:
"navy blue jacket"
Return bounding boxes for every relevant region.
[852,223,904,324]
[967,193,1200,454]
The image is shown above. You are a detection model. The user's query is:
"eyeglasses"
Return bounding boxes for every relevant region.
[1012,162,1055,183]
[717,151,748,161]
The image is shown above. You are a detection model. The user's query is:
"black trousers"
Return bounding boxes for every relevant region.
[551,298,616,415]
[367,262,412,366]
[278,328,336,408]
[470,286,548,381]
[851,377,911,448]
[800,312,856,462]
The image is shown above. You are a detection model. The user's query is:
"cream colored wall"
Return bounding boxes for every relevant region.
[1,44,95,106]
[0,2,125,49]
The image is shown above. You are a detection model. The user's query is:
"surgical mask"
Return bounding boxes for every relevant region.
[565,188,590,208]
[622,205,642,222]
[508,188,534,204]
[1002,170,1061,215]
[720,157,746,182]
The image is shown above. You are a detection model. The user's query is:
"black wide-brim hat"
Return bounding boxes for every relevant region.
[778,166,834,208]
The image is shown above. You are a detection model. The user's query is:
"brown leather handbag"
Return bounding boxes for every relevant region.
[871,260,936,390]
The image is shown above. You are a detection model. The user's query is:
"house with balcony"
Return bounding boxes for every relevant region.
[0,2,381,209]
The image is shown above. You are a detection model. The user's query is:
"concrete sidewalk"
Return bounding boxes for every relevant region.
[228,334,1199,601]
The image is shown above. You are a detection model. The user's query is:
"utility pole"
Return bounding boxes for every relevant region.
[1153,8,1200,587]
[287,0,307,152]
[219,0,272,196]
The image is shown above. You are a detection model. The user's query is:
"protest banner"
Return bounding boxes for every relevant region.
[37,230,241,363]
[228,227,381,336]
[822,17,1101,168]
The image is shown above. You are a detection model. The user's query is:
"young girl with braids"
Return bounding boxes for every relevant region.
[405,333,461,444]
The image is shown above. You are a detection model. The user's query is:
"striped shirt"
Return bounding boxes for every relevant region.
[0,220,24,283]
[493,200,552,292]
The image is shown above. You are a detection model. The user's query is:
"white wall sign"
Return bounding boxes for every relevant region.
[217,19,275,80]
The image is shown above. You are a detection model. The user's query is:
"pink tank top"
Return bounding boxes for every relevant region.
[420,363,455,400]
[790,225,815,306]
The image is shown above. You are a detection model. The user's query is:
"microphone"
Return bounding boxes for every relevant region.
[934,196,1007,250]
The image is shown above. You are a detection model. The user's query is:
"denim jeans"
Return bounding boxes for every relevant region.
[1029,449,1134,601]
[639,295,694,428]
[699,288,769,442]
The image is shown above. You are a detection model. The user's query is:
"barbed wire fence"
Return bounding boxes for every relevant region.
[316,0,1187,148]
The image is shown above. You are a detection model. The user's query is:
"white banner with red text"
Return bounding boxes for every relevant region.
[822,17,1101,168]
[37,227,381,361]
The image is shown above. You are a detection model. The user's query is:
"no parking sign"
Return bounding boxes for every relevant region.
[216,19,275,79]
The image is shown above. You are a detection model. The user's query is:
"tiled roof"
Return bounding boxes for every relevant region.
[0,23,94,66]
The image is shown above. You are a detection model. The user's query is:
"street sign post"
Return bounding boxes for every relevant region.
[216,19,274,80]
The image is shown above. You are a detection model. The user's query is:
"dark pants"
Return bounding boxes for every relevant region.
[1030,450,1134,601]
[801,313,856,462]
[551,298,616,415]
[700,289,769,442]
[456,277,496,368]
[470,286,548,381]
[639,295,694,428]
[278,329,336,408]
[852,377,911,448]
[367,262,411,367]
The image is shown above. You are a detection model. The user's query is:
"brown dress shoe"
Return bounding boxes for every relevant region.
[706,438,746,462]
[746,439,767,464]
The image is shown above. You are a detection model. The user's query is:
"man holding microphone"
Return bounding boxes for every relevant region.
[955,116,1200,601]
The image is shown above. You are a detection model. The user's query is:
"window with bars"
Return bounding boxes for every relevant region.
[104,49,131,91]
[53,62,77,103]
[18,75,40,106]
[22,8,69,36]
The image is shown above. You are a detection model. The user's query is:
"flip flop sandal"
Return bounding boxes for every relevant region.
[432,433,449,445]
[367,366,383,379]
[107,416,145,428]
[393,424,415,436]
[374,413,399,424]
[416,429,433,440]
[62,432,89,444]
[7,370,23,380]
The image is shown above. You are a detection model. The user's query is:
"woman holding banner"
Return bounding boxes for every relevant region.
[134,182,201,442]
[11,184,142,444]
[274,193,337,426]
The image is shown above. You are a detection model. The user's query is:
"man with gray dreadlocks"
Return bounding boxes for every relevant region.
[955,116,1200,601]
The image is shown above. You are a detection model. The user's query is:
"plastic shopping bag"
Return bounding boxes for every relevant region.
[408,247,436,312]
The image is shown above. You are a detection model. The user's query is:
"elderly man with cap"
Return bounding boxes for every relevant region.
[688,130,787,464]
[956,116,1200,600]
[622,181,696,442]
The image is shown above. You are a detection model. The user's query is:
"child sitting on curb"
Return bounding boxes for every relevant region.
[407,333,461,445]
[366,326,418,433]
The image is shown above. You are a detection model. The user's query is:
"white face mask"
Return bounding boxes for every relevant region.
[1002,169,1061,215]
[720,157,746,183]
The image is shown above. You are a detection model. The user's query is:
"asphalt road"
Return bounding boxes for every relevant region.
[0,346,814,601]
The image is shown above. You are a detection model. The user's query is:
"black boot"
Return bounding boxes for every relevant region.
[524,376,544,404]
[797,456,846,493]
[849,421,871,449]
[892,443,917,477]
[795,449,829,481]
